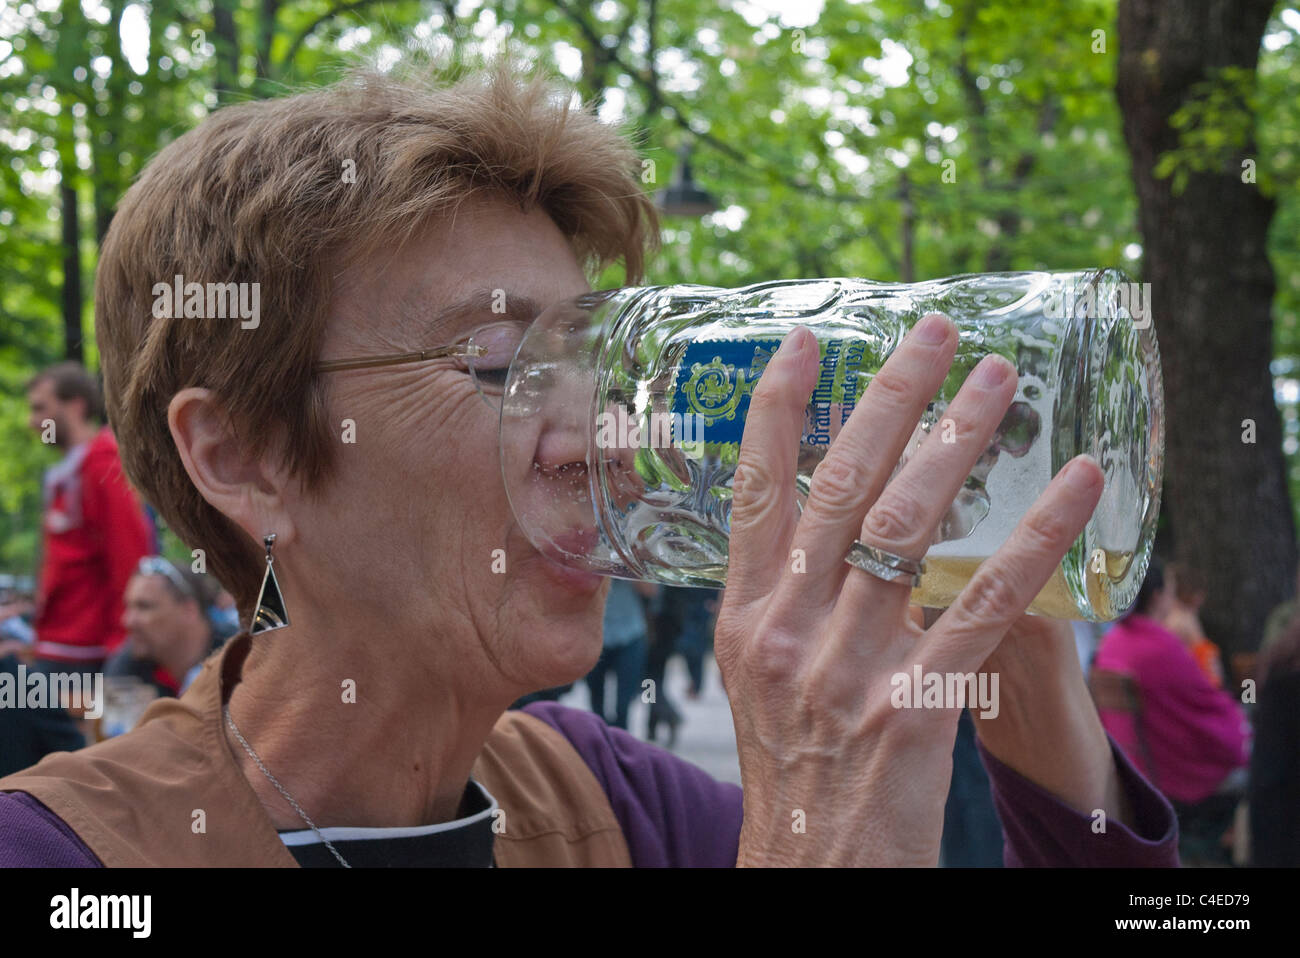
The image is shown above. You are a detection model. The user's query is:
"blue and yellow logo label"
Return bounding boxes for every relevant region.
[670,340,781,445]
[668,336,873,450]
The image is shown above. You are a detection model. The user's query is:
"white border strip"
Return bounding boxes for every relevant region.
[279,779,499,847]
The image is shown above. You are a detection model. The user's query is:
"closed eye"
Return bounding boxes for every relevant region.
[471,366,509,391]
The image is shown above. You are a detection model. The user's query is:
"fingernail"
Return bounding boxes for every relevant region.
[780,327,811,360]
[913,313,951,344]
[970,354,1012,388]
[1064,455,1101,491]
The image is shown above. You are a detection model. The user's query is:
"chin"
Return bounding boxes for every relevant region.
[492,545,610,694]
[509,600,606,694]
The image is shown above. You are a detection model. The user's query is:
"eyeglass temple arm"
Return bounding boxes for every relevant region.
[314,344,486,373]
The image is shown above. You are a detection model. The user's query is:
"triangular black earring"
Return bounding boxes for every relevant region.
[250,533,290,634]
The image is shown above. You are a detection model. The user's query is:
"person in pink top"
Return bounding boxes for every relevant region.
[1094,557,1250,862]
[1095,557,1250,802]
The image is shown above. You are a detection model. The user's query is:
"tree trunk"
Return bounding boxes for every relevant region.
[1117,0,1293,657]
[212,0,241,104]
[899,170,915,283]
[92,0,124,244]
[60,181,83,363]
[255,0,280,92]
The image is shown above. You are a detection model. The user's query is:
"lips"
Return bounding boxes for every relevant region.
[532,527,606,594]
[538,560,606,594]
[547,526,601,562]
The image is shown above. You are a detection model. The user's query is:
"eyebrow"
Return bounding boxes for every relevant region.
[420,289,545,340]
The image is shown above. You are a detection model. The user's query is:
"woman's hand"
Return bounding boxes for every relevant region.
[713,315,1104,866]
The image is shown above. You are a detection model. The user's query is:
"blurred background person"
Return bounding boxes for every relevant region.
[584,578,653,731]
[0,579,79,774]
[1071,620,1103,674]
[0,583,36,651]
[1249,604,1300,866]
[643,586,720,743]
[941,709,1004,867]
[1261,562,1300,653]
[1093,556,1251,865]
[0,648,85,777]
[919,606,1004,868]
[675,587,720,701]
[645,585,685,746]
[25,362,152,675]
[1163,562,1225,688]
[208,588,242,636]
[105,557,236,698]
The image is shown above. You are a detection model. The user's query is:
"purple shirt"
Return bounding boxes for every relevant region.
[522,701,1178,867]
[0,701,1177,867]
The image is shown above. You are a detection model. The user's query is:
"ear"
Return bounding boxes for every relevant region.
[68,394,90,424]
[184,596,207,625]
[167,387,297,549]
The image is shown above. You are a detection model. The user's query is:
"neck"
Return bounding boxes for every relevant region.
[221,611,513,831]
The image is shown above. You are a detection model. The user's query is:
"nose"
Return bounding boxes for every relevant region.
[529,363,644,495]
[526,363,599,518]
[502,362,604,563]
[532,394,592,481]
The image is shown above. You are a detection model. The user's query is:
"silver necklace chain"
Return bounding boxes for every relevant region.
[224,704,351,868]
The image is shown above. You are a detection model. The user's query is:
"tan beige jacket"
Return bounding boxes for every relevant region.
[0,634,631,866]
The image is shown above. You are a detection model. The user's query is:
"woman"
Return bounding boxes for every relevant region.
[1093,558,1249,799]
[0,60,1176,867]
[1093,557,1249,864]
[1162,562,1224,688]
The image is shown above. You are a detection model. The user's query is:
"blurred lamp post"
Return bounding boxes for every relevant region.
[657,144,718,217]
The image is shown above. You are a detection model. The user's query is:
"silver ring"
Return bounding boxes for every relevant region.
[844,541,926,587]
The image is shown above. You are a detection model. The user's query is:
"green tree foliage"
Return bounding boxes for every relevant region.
[1,0,1298,574]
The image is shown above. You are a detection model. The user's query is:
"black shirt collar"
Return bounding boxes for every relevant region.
[278,779,497,868]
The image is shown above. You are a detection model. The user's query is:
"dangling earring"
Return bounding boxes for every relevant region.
[250,533,290,634]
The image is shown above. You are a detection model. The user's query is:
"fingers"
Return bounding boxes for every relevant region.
[835,351,1018,625]
[922,454,1105,673]
[726,327,820,608]
[781,313,958,609]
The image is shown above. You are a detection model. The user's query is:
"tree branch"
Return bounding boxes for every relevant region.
[278,0,389,72]
[256,0,281,81]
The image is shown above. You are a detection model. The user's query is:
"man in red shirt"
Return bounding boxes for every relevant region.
[26,362,152,672]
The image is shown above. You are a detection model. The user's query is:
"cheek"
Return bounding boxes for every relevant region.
[430,393,513,548]
[326,375,488,508]
[352,378,511,572]
[316,374,549,623]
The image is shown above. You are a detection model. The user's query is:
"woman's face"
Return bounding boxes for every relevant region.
[284,193,610,698]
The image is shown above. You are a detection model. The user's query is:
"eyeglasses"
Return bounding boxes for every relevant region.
[137,556,196,600]
[313,321,528,410]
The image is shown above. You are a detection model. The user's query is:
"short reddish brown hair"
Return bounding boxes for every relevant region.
[1167,561,1207,604]
[95,58,658,617]
[27,361,105,423]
